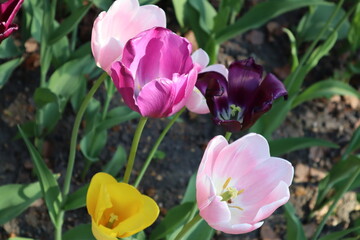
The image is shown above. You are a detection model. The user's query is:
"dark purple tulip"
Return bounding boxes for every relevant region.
[0,0,24,43]
[196,58,288,132]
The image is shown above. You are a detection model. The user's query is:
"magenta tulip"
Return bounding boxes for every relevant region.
[0,0,24,43]
[196,133,293,234]
[111,27,199,118]
[91,0,166,73]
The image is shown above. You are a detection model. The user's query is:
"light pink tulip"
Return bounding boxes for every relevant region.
[91,0,166,73]
[111,27,198,118]
[185,49,228,114]
[196,133,293,234]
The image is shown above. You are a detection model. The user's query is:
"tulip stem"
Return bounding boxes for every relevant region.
[123,116,148,184]
[225,132,232,141]
[174,213,203,240]
[134,107,186,188]
[311,165,360,240]
[63,72,108,197]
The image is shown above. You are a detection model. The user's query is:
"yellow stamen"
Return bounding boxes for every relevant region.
[106,213,118,229]
[229,206,244,211]
[222,177,231,190]
[237,189,244,195]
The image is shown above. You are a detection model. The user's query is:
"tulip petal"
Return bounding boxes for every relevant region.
[91,219,118,240]
[191,48,209,70]
[185,87,210,114]
[94,37,123,72]
[213,221,263,234]
[202,64,229,79]
[199,195,231,226]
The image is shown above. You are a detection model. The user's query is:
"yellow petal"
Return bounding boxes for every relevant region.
[91,219,118,240]
[87,172,117,217]
[114,194,159,238]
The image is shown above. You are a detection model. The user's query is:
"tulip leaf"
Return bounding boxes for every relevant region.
[269,137,339,157]
[96,106,140,132]
[36,101,61,137]
[150,202,194,240]
[49,3,92,45]
[63,184,89,211]
[188,0,217,34]
[215,0,328,43]
[172,0,187,28]
[284,202,306,240]
[102,146,127,177]
[343,126,360,160]
[80,129,108,162]
[0,182,42,225]
[34,87,58,108]
[9,238,36,240]
[63,224,95,240]
[318,226,360,240]
[92,0,112,10]
[348,3,360,52]
[292,79,360,108]
[139,0,160,5]
[18,126,62,226]
[297,3,350,42]
[181,173,196,204]
[0,37,22,58]
[0,57,23,89]
[48,55,92,99]
[315,155,360,210]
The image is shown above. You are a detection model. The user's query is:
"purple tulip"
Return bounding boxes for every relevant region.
[196,58,288,132]
[0,0,23,43]
[111,27,198,118]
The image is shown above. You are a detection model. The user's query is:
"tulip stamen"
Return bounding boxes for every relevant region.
[229,205,244,211]
[106,213,119,229]
[222,177,232,190]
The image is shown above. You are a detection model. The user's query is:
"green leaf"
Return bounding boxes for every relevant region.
[348,3,360,52]
[269,137,339,157]
[96,106,140,132]
[18,126,62,226]
[83,98,101,133]
[92,0,112,10]
[49,3,92,45]
[0,37,22,58]
[284,202,306,240]
[319,226,360,240]
[297,3,350,41]
[181,174,196,204]
[215,0,327,43]
[188,0,217,34]
[63,224,95,240]
[0,57,23,89]
[36,101,61,136]
[80,129,108,162]
[172,0,187,28]
[102,146,127,177]
[9,238,37,240]
[62,184,89,211]
[0,182,42,225]
[34,88,58,108]
[343,126,360,160]
[315,155,360,210]
[292,80,360,108]
[186,220,214,240]
[150,202,194,240]
[139,0,160,5]
[48,55,92,99]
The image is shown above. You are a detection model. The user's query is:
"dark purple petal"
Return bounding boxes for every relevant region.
[0,0,23,43]
[227,58,263,107]
[215,119,242,132]
[241,73,287,130]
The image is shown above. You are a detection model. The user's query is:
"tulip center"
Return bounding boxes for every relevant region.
[220,177,244,211]
[106,213,119,229]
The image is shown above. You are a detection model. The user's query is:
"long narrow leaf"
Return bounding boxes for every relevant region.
[284,202,306,240]
[343,126,360,160]
[18,126,62,226]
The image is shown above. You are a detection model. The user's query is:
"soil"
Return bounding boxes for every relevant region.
[1,1,360,240]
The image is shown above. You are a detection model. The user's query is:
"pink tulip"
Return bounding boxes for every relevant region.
[185,49,228,114]
[196,133,293,234]
[91,0,166,73]
[111,27,198,118]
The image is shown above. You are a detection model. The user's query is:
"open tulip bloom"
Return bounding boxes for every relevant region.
[196,58,288,132]
[0,0,23,43]
[87,172,159,240]
[196,133,294,234]
[111,27,198,118]
[91,0,166,73]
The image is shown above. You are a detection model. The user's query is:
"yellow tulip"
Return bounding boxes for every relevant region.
[86,172,159,239]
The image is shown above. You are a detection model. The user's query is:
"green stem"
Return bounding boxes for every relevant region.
[123,117,148,184]
[101,81,115,120]
[174,213,203,240]
[134,108,185,188]
[225,132,232,141]
[54,211,64,240]
[62,72,107,196]
[312,166,360,240]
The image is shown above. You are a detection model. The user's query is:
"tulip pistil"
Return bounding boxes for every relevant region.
[220,177,244,211]
[106,213,119,229]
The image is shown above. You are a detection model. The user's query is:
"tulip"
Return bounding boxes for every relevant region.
[86,172,159,239]
[196,133,293,234]
[111,27,198,118]
[196,58,288,132]
[0,0,24,43]
[91,0,166,73]
[185,49,228,114]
